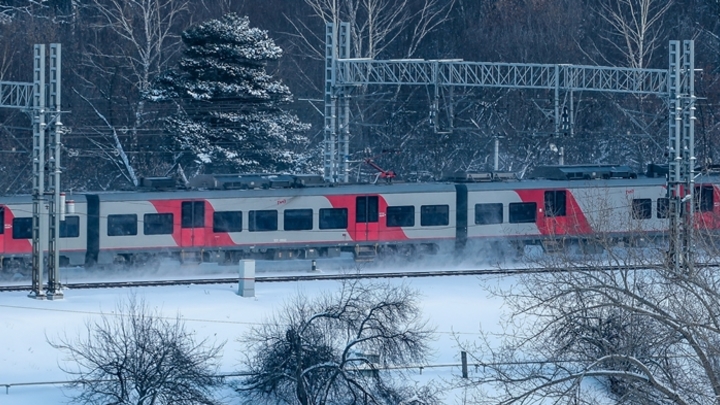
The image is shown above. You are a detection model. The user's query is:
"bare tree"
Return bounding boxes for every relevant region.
[72,0,188,188]
[461,208,720,404]
[49,295,225,405]
[237,279,438,405]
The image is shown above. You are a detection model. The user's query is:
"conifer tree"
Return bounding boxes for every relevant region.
[148,13,310,174]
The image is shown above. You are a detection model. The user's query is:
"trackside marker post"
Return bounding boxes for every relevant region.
[238,260,255,297]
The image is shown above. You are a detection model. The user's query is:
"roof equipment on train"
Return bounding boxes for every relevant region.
[527,165,637,180]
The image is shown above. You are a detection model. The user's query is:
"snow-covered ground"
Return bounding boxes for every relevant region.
[0,257,509,405]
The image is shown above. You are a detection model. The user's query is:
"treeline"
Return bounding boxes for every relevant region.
[0,0,717,191]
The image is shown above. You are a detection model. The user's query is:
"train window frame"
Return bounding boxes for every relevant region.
[60,215,80,238]
[387,205,415,227]
[249,210,278,232]
[356,196,379,223]
[12,217,32,239]
[213,211,242,233]
[181,201,205,228]
[284,209,313,231]
[420,205,449,227]
[631,198,652,220]
[475,203,503,225]
[143,213,174,235]
[107,214,138,236]
[0,206,4,234]
[657,198,670,219]
[509,202,537,223]
[544,190,567,217]
[319,208,348,230]
[695,185,714,213]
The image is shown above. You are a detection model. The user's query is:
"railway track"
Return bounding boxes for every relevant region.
[0,264,684,292]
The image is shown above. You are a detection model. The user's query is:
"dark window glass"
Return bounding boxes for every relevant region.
[249,210,278,232]
[181,201,205,228]
[60,216,80,238]
[657,198,670,219]
[284,209,313,231]
[12,217,32,239]
[108,214,137,236]
[213,211,242,232]
[544,190,567,217]
[0,206,4,234]
[475,203,503,225]
[695,185,714,212]
[144,213,174,235]
[319,208,348,229]
[632,199,652,219]
[387,206,415,227]
[509,202,537,223]
[421,205,449,226]
[356,196,379,223]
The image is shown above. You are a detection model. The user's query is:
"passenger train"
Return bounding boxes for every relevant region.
[0,164,718,271]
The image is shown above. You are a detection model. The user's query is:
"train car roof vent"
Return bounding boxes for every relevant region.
[140,176,176,190]
[188,173,328,190]
[442,171,518,182]
[528,165,637,180]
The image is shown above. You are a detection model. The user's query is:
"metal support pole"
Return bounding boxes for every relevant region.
[681,40,695,273]
[47,43,62,300]
[324,23,337,182]
[338,22,350,183]
[30,44,46,300]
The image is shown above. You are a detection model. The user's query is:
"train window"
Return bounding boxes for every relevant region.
[509,202,537,223]
[108,214,137,236]
[0,206,3,234]
[319,208,348,229]
[181,201,205,228]
[657,198,670,219]
[356,196,379,223]
[631,199,652,219]
[475,203,503,225]
[60,216,80,238]
[144,213,174,235]
[284,209,313,231]
[213,211,242,232]
[12,217,32,239]
[544,190,567,217]
[695,186,714,212]
[249,210,278,232]
[387,206,415,227]
[421,205,449,226]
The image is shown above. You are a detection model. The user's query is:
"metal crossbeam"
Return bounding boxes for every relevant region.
[0,81,33,108]
[337,60,668,95]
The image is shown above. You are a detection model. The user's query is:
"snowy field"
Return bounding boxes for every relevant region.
[0,257,509,405]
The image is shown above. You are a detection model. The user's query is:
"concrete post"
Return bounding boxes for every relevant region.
[238,259,255,297]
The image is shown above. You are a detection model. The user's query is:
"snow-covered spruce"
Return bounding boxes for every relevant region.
[147,13,310,175]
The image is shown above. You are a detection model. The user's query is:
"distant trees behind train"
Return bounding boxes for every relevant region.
[0,0,718,192]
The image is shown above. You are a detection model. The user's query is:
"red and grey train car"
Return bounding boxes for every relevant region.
[1,167,719,270]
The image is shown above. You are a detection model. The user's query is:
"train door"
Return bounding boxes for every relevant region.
[180,201,206,247]
[0,206,4,254]
[355,196,379,241]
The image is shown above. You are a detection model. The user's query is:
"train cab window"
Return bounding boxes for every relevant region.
[695,186,714,213]
[657,198,670,219]
[12,217,32,239]
[0,206,4,234]
[144,213,174,235]
[60,216,80,238]
[213,211,242,232]
[249,210,278,232]
[181,201,205,228]
[421,205,449,226]
[631,199,652,219]
[387,206,415,227]
[319,208,348,229]
[509,202,537,223]
[108,214,138,236]
[544,190,567,217]
[356,196,379,223]
[475,203,503,225]
[284,209,313,231]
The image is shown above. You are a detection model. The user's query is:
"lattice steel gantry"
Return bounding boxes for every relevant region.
[324,25,695,271]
